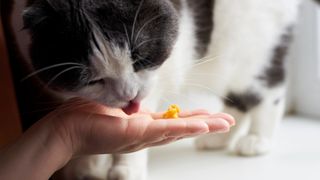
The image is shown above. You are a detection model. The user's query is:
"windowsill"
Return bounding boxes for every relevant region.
[149,116,320,180]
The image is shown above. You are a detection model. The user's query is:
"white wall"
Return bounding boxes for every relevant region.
[288,0,320,118]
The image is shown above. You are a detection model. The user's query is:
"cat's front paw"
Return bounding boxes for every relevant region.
[107,165,146,180]
[195,134,229,150]
[233,135,271,156]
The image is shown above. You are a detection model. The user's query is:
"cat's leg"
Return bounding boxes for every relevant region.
[107,150,148,180]
[195,105,248,150]
[53,155,111,180]
[234,87,286,156]
[232,27,291,156]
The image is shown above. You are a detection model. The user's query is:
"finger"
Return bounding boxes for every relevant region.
[179,109,211,117]
[177,113,235,126]
[146,119,210,139]
[150,109,211,119]
[204,118,231,133]
[148,137,179,147]
[142,116,231,144]
[208,113,236,126]
[180,117,231,134]
[146,119,230,147]
[170,116,231,134]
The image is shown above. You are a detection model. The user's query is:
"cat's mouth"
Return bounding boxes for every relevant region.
[122,101,141,115]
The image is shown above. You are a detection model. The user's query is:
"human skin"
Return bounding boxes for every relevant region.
[0,98,235,180]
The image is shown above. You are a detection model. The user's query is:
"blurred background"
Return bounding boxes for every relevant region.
[287,0,320,118]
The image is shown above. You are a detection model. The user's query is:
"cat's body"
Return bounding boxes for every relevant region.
[23,0,307,179]
[150,0,301,155]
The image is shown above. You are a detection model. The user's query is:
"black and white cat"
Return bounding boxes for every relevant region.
[23,0,315,179]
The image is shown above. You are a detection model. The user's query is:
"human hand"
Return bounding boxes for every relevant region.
[48,98,235,156]
[0,98,235,180]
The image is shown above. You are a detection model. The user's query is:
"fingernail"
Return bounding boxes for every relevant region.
[193,129,210,135]
[216,127,230,133]
[212,113,236,126]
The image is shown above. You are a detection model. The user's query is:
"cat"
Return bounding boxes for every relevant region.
[22,0,315,179]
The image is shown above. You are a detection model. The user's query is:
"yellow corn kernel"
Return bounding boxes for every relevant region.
[163,104,180,119]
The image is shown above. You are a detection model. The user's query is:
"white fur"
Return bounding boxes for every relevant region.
[142,0,197,109]
[76,31,156,109]
[108,150,148,180]
[192,0,302,156]
[61,155,112,179]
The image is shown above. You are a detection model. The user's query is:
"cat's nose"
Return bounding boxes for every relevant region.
[109,78,138,102]
[120,93,137,102]
[116,86,138,102]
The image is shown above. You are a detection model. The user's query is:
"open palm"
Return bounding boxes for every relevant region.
[48,98,235,156]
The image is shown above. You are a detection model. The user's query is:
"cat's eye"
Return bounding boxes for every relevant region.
[133,57,156,71]
[87,79,105,86]
[133,60,149,72]
[132,52,157,71]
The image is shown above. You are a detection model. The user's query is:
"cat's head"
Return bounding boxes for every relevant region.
[23,0,178,113]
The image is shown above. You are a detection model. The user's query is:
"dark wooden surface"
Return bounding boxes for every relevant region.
[1,0,62,131]
[0,18,22,148]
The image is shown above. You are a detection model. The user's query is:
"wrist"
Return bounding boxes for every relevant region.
[34,114,74,177]
[0,115,73,179]
[45,116,74,171]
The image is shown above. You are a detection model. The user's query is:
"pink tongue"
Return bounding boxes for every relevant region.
[122,101,141,115]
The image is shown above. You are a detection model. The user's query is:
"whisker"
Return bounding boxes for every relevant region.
[91,31,111,60]
[82,11,113,71]
[192,56,221,68]
[194,55,217,62]
[132,54,145,64]
[159,55,221,70]
[183,82,233,103]
[47,102,93,120]
[58,100,95,113]
[131,0,145,42]
[132,55,159,68]
[21,62,86,82]
[122,23,132,50]
[45,66,84,88]
[134,14,163,45]
[143,59,159,67]
[132,38,164,52]
[28,100,92,119]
